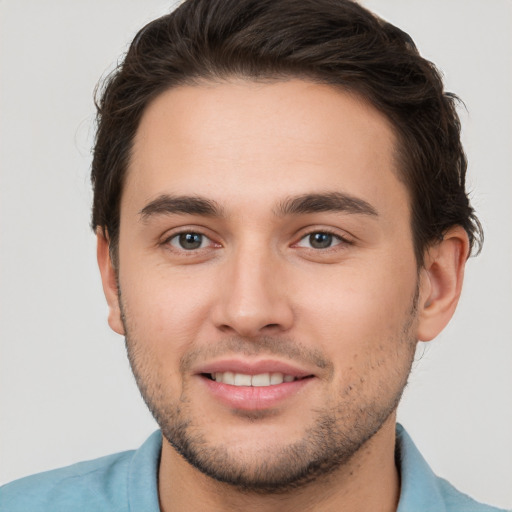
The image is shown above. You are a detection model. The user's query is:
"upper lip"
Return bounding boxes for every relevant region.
[194,359,315,378]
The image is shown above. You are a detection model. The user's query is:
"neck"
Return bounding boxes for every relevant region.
[158,415,400,512]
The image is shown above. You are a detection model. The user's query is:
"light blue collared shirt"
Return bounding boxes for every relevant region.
[0,425,508,511]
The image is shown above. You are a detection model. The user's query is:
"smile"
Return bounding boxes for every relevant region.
[208,372,302,386]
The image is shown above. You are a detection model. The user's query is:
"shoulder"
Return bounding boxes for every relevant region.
[435,477,510,512]
[0,430,162,512]
[0,450,134,512]
[396,424,509,512]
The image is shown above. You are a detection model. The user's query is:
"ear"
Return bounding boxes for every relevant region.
[417,226,470,341]
[96,229,125,336]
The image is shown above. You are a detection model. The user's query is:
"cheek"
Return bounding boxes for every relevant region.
[119,262,217,353]
[292,260,418,351]
[294,266,418,408]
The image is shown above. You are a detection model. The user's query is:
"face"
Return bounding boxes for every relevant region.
[109,80,422,490]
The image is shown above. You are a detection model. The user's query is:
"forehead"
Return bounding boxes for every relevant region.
[125,79,407,219]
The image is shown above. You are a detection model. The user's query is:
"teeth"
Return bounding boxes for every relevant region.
[270,373,284,385]
[219,371,235,385]
[234,373,252,386]
[211,372,297,387]
[251,373,270,387]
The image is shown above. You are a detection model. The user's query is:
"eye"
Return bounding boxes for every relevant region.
[168,232,210,250]
[296,231,344,249]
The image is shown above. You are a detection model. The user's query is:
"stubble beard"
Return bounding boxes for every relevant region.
[120,293,419,494]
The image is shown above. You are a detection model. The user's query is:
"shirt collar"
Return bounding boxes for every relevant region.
[395,423,447,512]
[128,430,162,512]
[127,426,451,512]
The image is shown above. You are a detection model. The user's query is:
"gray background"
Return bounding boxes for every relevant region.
[1,0,511,508]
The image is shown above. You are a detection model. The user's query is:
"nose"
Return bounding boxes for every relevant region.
[212,242,294,338]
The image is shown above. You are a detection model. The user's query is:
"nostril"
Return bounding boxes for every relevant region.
[218,324,236,333]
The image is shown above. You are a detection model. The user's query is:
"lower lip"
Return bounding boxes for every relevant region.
[200,376,313,411]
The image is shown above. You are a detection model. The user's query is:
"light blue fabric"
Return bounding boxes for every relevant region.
[1,425,508,511]
[395,425,508,512]
[0,431,162,512]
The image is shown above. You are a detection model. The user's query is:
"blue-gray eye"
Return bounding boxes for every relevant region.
[169,232,206,250]
[309,232,333,249]
[296,232,343,249]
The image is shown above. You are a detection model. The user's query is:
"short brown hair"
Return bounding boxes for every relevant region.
[91,0,482,265]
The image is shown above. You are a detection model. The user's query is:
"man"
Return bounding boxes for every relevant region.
[0,0,508,511]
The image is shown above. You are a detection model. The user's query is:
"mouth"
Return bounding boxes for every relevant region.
[196,360,316,411]
[203,371,312,387]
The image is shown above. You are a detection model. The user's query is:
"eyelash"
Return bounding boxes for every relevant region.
[294,229,351,250]
[164,231,218,252]
[162,228,351,253]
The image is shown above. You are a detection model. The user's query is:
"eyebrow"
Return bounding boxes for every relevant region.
[276,192,378,217]
[139,191,378,222]
[139,195,224,221]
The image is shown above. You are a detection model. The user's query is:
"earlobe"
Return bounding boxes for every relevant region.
[417,226,469,342]
[96,230,125,336]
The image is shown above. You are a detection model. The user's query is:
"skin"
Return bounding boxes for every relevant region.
[98,79,468,512]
